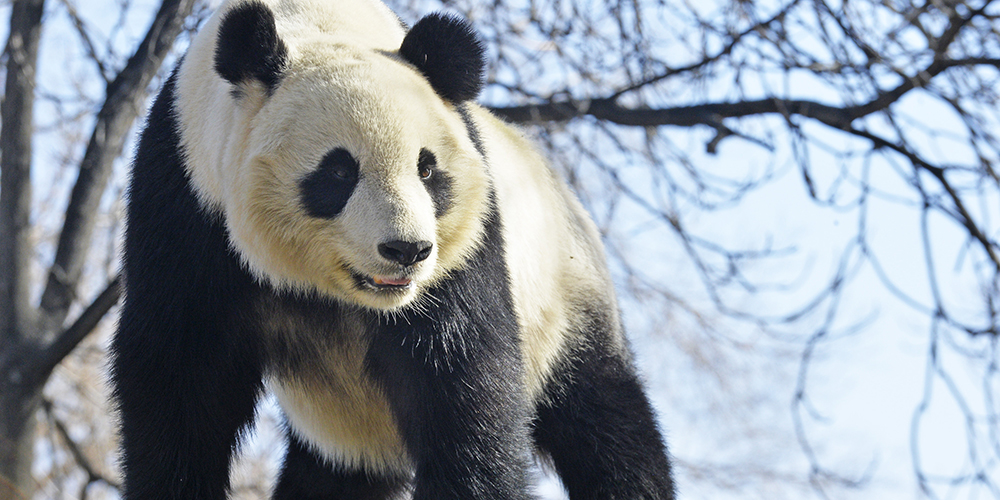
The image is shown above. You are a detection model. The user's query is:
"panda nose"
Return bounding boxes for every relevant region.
[378,240,433,266]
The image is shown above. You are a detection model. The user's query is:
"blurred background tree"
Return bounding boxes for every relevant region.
[1,0,997,498]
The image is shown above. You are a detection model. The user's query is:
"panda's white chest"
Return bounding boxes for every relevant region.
[270,373,409,474]
[263,306,410,474]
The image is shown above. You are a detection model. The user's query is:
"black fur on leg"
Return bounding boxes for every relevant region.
[532,336,676,500]
[273,435,409,500]
[112,72,266,499]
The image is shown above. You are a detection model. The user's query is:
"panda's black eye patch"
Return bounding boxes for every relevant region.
[299,148,360,219]
[418,149,436,180]
[418,148,453,218]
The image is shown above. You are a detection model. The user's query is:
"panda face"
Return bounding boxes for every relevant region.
[175,2,490,311]
[226,54,490,310]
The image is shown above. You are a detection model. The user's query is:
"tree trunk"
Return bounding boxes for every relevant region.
[0,364,42,500]
[0,0,46,494]
[0,0,194,496]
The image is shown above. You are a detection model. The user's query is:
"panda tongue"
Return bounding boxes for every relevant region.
[374,276,411,286]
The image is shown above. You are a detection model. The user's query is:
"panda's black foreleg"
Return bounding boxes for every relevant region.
[406,372,534,500]
[114,69,268,499]
[112,266,265,499]
[111,315,264,499]
[365,295,535,497]
[532,342,676,500]
[366,338,535,500]
[272,435,409,499]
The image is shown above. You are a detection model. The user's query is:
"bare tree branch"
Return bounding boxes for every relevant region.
[36,0,196,338]
[488,96,859,129]
[41,399,121,494]
[1,1,195,497]
[27,276,121,391]
[607,0,807,101]
[488,57,1000,131]
[57,0,112,84]
[0,2,47,493]
[841,125,1000,273]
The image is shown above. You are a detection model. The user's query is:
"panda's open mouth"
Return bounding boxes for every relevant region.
[371,275,412,287]
[351,270,413,291]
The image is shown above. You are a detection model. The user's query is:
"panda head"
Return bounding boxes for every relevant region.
[181,0,490,311]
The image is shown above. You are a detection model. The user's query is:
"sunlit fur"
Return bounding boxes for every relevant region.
[174,0,495,469]
[463,107,629,400]
[263,306,410,474]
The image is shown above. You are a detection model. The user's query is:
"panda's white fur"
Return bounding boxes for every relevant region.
[113,0,674,496]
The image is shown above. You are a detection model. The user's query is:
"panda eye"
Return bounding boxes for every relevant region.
[418,149,436,180]
[332,166,352,180]
[320,148,358,182]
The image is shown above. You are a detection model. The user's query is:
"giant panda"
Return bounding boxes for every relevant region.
[110,0,676,498]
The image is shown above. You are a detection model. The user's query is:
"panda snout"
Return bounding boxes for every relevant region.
[378,240,433,266]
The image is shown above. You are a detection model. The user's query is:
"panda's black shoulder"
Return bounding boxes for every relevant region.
[125,70,253,300]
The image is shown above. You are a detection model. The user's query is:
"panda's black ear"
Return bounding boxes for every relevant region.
[214,0,288,94]
[399,13,485,103]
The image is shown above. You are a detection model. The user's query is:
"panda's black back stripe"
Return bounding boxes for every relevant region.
[456,104,486,159]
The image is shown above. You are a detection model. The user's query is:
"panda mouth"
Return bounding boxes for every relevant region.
[371,275,412,287]
[351,270,413,291]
